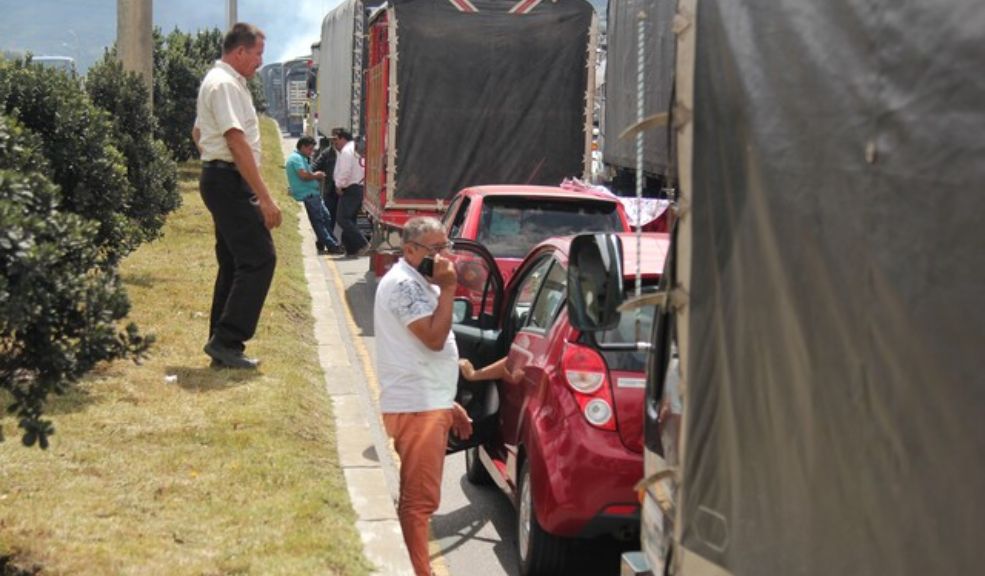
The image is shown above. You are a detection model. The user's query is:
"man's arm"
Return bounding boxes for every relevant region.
[192,126,203,156]
[407,258,457,351]
[225,128,282,229]
[296,166,325,181]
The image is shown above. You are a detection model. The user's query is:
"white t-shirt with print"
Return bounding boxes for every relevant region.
[374,258,458,413]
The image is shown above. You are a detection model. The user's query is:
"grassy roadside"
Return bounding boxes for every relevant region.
[0,118,371,575]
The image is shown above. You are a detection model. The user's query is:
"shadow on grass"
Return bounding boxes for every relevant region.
[167,365,259,392]
[43,386,98,415]
[121,271,158,288]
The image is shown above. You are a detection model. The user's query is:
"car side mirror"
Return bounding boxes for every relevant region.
[453,298,473,323]
[567,233,623,331]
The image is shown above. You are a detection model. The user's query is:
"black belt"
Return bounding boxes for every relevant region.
[202,159,237,170]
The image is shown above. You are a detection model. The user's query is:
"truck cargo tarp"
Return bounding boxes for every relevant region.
[391,0,593,201]
[684,1,985,574]
[317,0,363,135]
[603,0,674,176]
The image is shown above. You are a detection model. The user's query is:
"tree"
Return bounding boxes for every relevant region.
[0,114,151,448]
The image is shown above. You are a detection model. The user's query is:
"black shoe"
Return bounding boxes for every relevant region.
[315,241,325,252]
[204,339,259,370]
[327,245,345,255]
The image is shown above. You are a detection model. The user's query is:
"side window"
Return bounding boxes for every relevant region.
[527,261,566,331]
[444,197,471,239]
[509,256,552,332]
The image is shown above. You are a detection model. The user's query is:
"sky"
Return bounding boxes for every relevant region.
[0,0,341,72]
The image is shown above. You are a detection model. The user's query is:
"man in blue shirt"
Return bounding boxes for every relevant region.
[286,136,343,254]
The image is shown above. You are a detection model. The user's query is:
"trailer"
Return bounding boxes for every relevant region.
[568,0,985,575]
[283,57,310,137]
[362,0,598,276]
[315,0,366,139]
[259,62,286,131]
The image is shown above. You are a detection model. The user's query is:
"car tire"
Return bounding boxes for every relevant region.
[517,460,569,576]
[464,445,493,486]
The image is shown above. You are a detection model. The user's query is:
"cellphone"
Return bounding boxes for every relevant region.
[417,256,435,277]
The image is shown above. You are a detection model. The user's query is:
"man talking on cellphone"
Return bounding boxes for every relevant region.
[372,216,472,576]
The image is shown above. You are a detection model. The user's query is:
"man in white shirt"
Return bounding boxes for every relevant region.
[192,23,281,369]
[331,129,370,256]
[374,217,471,576]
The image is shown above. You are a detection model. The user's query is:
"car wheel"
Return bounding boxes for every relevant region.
[517,460,569,576]
[465,445,493,485]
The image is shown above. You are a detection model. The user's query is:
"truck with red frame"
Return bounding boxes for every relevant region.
[362,0,600,276]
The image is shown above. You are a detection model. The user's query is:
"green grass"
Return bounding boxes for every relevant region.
[0,118,371,575]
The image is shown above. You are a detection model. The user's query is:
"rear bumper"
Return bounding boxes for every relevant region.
[527,412,642,538]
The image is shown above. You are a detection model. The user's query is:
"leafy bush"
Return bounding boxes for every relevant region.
[153,27,223,161]
[86,58,180,243]
[0,114,151,448]
[0,58,138,264]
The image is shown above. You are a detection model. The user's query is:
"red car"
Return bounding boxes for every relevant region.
[447,232,671,576]
[441,185,632,285]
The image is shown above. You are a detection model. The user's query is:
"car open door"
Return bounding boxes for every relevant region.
[446,239,504,453]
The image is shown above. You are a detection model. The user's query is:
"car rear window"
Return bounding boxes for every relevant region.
[476,197,622,258]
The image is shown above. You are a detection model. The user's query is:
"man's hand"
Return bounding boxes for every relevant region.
[451,402,473,440]
[432,255,457,289]
[257,196,282,229]
[313,170,326,181]
[459,359,476,381]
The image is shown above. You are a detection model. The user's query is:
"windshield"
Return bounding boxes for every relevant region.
[477,197,622,258]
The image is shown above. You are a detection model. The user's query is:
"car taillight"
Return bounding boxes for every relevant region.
[562,343,616,431]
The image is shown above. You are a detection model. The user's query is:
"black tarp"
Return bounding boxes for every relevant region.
[391,0,593,201]
[603,0,674,176]
[683,1,985,574]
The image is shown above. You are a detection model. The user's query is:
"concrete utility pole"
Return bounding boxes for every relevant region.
[117,0,154,110]
[227,0,238,30]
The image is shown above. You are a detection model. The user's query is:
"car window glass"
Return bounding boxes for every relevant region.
[596,288,658,372]
[527,261,567,331]
[444,197,471,239]
[477,197,622,258]
[449,249,497,327]
[509,256,552,332]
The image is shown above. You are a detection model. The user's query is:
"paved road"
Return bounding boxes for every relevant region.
[283,134,633,575]
[331,256,633,576]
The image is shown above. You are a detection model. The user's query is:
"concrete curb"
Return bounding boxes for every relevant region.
[299,218,415,576]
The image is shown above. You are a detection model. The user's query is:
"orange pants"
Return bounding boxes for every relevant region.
[383,409,454,576]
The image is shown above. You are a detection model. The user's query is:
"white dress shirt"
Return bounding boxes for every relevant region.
[194,61,261,166]
[333,140,364,190]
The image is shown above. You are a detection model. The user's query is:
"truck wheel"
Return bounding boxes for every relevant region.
[517,460,569,576]
[465,445,492,486]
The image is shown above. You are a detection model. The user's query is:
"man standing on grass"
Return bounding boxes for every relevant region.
[192,22,280,370]
[286,135,343,255]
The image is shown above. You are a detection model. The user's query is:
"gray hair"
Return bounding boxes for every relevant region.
[402,216,444,244]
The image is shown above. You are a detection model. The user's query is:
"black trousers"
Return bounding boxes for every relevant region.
[199,167,276,351]
[337,183,368,254]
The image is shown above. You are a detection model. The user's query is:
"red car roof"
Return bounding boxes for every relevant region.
[455,184,621,204]
[535,232,670,279]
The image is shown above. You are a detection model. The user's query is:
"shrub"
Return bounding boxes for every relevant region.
[0,114,151,448]
[0,57,137,264]
[86,57,180,243]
